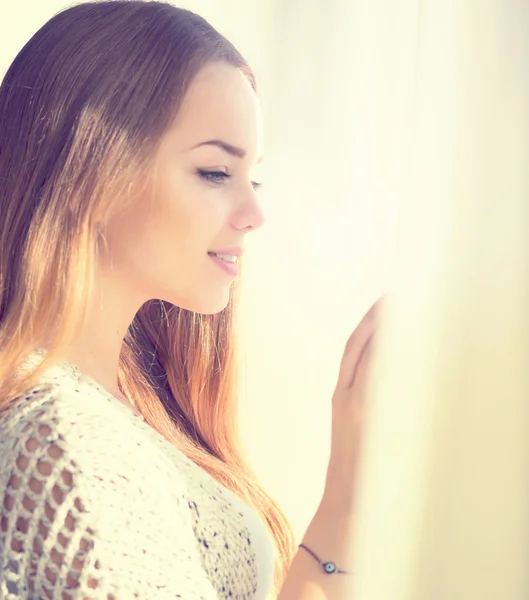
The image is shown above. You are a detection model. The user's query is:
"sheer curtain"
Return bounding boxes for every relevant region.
[343,2,529,599]
[2,1,527,598]
[203,2,529,598]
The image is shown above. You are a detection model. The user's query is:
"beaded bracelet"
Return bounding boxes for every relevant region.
[298,544,351,575]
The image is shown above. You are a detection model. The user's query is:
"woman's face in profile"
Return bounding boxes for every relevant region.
[100,61,265,315]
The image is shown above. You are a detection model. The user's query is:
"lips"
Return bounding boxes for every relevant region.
[209,252,239,276]
[209,252,237,263]
[208,247,244,257]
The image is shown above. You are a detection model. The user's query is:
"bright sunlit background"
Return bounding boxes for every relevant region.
[1,1,527,599]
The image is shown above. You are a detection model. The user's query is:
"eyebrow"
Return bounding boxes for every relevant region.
[191,139,263,164]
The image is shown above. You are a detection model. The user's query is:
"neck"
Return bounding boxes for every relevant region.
[65,270,146,402]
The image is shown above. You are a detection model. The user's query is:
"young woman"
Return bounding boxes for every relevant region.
[0,1,384,598]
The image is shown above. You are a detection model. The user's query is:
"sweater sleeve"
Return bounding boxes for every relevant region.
[0,403,220,599]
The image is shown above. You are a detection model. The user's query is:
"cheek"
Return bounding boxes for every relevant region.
[149,183,211,255]
[153,172,226,247]
[108,181,220,271]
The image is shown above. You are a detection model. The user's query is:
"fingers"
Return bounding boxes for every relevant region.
[350,333,378,399]
[337,295,386,390]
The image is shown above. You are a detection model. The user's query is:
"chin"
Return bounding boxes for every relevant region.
[164,289,232,316]
[196,295,232,315]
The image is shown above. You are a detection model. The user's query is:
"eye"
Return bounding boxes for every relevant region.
[198,170,230,185]
[198,170,263,192]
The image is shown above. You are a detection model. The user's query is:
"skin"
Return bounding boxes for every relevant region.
[66,61,265,399]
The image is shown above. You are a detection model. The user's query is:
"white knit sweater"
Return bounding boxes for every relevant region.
[0,352,276,599]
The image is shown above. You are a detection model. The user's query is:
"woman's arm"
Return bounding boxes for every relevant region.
[277,498,355,600]
[278,297,385,600]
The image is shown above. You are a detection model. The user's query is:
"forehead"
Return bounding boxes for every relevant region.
[170,62,263,157]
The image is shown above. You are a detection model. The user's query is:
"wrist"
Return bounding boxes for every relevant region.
[299,497,357,579]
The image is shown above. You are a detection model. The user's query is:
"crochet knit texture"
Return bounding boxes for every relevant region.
[0,354,276,599]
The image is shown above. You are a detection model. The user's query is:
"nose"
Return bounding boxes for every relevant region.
[231,192,266,232]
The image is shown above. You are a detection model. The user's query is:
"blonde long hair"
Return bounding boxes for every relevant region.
[0,0,294,593]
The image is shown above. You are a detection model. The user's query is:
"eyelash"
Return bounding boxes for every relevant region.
[198,170,263,192]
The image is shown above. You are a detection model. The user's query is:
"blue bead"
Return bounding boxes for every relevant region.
[324,562,336,573]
